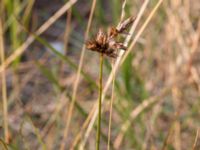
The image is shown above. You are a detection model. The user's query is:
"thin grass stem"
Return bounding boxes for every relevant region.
[107,60,115,150]
[0,17,9,144]
[192,128,200,150]
[96,53,104,150]
[59,0,96,149]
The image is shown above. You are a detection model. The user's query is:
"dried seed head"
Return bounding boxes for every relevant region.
[106,50,118,58]
[86,40,98,51]
[96,28,107,45]
[113,42,127,50]
[86,16,134,58]
[107,27,118,38]
[108,39,126,50]
[116,16,135,33]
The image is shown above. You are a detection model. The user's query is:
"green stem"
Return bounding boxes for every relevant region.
[96,53,103,150]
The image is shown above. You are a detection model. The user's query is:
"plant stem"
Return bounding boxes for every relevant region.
[0,18,9,144]
[107,60,115,150]
[96,53,103,150]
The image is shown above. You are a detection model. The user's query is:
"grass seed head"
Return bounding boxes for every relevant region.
[86,16,134,58]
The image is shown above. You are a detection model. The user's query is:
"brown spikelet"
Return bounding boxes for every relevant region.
[86,16,134,58]
[107,27,118,38]
[86,40,98,51]
[116,16,135,33]
[96,28,107,45]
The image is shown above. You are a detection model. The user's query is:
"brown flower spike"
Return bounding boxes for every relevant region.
[86,16,135,58]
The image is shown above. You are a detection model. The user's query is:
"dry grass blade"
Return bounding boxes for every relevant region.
[0,0,77,73]
[63,8,72,55]
[121,0,164,63]
[192,128,200,150]
[172,87,181,150]
[59,6,72,75]
[161,122,175,150]
[59,0,97,149]
[120,0,127,22]
[70,108,95,149]
[0,18,9,143]
[41,92,68,138]
[114,86,170,148]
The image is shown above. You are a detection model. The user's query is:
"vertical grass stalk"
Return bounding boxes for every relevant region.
[96,53,104,150]
[0,18,9,143]
[60,0,96,149]
[107,60,115,150]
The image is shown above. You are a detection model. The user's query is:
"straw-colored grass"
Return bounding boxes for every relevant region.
[0,17,9,144]
[59,0,97,149]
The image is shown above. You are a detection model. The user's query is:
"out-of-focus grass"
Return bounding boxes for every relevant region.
[0,0,200,149]
[4,0,35,67]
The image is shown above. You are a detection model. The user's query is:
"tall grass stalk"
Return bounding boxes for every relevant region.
[96,53,104,150]
[192,128,200,150]
[71,107,95,149]
[0,18,9,143]
[60,7,72,76]
[107,60,115,150]
[60,0,96,149]
[63,8,72,55]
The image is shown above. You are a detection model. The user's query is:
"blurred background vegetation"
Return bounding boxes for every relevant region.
[0,0,200,149]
